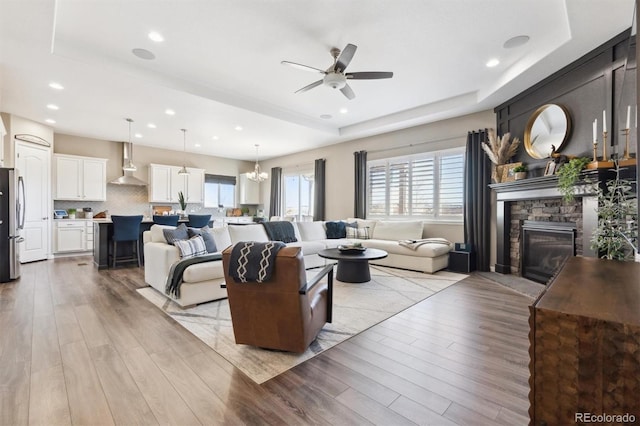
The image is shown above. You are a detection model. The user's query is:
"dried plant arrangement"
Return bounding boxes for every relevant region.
[482,129,521,165]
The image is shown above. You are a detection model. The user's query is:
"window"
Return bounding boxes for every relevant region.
[367,148,464,221]
[283,170,314,221]
[204,174,236,208]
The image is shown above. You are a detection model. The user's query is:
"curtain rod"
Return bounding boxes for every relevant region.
[366,134,468,155]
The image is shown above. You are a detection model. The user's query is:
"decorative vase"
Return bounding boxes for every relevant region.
[492,164,505,183]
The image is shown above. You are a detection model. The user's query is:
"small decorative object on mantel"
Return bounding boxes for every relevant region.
[556,157,591,202]
[481,129,521,183]
[501,162,523,183]
[513,164,527,180]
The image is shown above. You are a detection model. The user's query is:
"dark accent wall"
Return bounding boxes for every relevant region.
[495,30,636,177]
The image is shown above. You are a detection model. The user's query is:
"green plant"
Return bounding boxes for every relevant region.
[513,164,527,173]
[177,191,187,210]
[556,157,591,202]
[67,208,76,215]
[241,207,250,215]
[590,163,638,260]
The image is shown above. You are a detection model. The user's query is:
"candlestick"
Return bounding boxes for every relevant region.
[603,110,607,133]
[602,131,608,161]
[622,128,631,160]
[593,119,597,143]
[593,141,598,162]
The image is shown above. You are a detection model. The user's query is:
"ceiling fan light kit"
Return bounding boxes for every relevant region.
[282,43,393,100]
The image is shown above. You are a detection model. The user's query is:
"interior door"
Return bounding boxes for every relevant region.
[16,141,50,262]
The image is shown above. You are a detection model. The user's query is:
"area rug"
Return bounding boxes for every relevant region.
[137,265,467,384]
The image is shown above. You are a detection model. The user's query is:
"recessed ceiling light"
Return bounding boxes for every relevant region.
[212,136,219,140]
[339,108,348,114]
[194,143,201,148]
[132,48,155,60]
[165,109,175,115]
[134,133,143,138]
[320,114,332,119]
[147,123,156,129]
[45,118,56,124]
[148,31,164,42]
[47,104,59,110]
[234,125,243,131]
[503,35,530,49]
[486,58,500,68]
[49,82,64,90]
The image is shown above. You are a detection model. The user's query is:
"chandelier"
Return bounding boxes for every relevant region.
[122,118,137,172]
[177,128,189,175]
[246,144,268,182]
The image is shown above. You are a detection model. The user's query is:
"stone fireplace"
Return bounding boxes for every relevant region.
[490,172,600,280]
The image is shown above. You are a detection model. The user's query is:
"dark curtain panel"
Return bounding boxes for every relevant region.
[313,158,326,221]
[464,129,491,271]
[354,150,367,219]
[269,167,282,218]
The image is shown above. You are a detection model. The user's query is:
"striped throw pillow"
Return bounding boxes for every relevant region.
[174,235,207,259]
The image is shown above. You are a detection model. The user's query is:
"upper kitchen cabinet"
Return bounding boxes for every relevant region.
[239,174,260,204]
[149,163,204,204]
[54,154,107,201]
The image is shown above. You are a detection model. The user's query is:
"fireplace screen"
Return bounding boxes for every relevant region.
[521,221,576,284]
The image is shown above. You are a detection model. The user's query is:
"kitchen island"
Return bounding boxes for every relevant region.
[92,218,213,269]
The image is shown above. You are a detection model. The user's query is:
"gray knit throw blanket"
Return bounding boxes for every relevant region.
[229,241,286,283]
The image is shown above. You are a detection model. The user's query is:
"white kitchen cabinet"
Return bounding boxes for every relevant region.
[239,174,260,204]
[149,163,204,204]
[55,220,86,252]
[54,154,107,201]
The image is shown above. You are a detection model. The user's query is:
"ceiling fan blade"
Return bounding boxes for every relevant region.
[295,79,323,94]
[281,61,326,74]
[335,43,357,72]
[340,83,355,100]
[346,71,394,80]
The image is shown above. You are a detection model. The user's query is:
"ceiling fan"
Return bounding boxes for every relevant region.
[281,43,393,100]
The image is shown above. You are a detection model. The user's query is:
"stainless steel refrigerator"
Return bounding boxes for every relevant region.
[0,168,25,282]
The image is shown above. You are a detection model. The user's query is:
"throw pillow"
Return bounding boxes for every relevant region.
[162,223,189,245]
[187,226,218,253]
[345,222,369,239]
[325,221,346,239]
[174,235,207,259]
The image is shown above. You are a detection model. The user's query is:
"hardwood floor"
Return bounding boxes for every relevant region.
[0,257,533,425]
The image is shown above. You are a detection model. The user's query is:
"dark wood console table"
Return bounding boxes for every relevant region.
[529,256,640,425]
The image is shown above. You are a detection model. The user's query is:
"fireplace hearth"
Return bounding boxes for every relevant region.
[521,221,576,283]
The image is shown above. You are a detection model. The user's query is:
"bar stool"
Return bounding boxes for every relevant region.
[111,215,143,268]
[153,215,180,226]
[187,214,211,228]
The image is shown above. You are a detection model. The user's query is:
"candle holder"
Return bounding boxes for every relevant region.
[602,131,608,161]
[622,128,631,160]
[592,141,598,162]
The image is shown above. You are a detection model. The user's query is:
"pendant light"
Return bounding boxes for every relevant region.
[177,128,189,175]
[246,144,268,182]
[122,118,137,172]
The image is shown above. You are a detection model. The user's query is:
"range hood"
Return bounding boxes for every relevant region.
[109,142,147,186]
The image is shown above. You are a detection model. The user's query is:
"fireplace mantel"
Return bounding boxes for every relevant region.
[490,171,600,274]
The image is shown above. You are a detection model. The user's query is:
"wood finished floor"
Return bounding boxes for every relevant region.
[1,256,533,425]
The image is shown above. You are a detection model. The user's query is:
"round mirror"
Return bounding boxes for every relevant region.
[524,104,571,159]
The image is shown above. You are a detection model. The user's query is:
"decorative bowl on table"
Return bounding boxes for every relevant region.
[338,244,367,254]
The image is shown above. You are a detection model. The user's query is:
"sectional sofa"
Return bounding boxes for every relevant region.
[143,219,454,307]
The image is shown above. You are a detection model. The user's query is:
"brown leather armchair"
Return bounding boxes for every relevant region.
[222,245,333,353]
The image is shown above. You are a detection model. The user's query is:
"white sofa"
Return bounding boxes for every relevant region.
[143,220,453,307]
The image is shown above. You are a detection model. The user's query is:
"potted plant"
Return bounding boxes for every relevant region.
[556,157,591,202]
[67,208,76,219]
[241,207,250,216]
[513,164,527,180]
[177,191,187,213]
[590,163,638,260]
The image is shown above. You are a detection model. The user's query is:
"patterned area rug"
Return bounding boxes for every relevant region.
[137,265,467,384]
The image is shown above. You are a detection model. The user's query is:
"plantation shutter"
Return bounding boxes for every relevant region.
[411,157,435,216]
[388,160,410,215]
[438,153,464,217]
[368,164,387,216]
